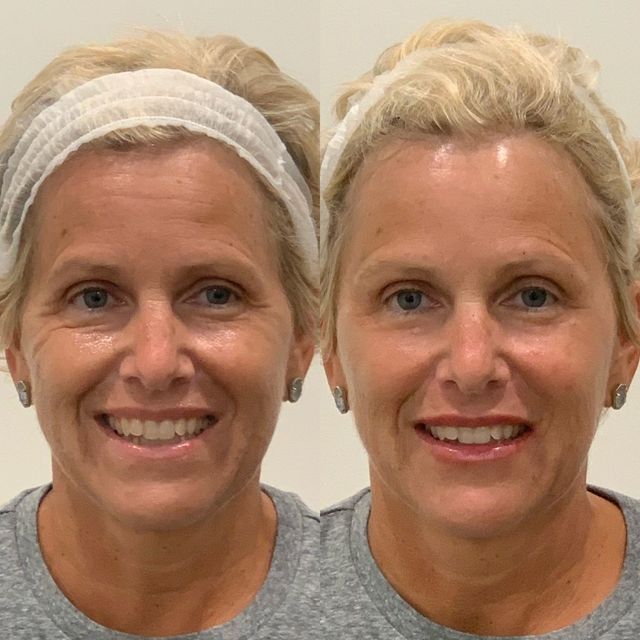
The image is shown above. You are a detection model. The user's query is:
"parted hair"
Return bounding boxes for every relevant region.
[321,19,640,352]
[0,30,319,355]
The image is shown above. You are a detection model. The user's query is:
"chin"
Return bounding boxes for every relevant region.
[412,483,536,540]
[96,478,242,532]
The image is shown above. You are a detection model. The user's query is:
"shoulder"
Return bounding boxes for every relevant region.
[0,486,52,634]
[0,486,42,514]
[261,485,318,573]
[320,487,370,541]
[589,485,640,523]
[256,487,320,637]
[262,484,318,530]
[0,485,48,539]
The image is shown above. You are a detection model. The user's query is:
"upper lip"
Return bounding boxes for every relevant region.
[417,415,531,428]
[99,409,215,421]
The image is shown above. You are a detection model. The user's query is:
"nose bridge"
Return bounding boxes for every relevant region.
[442,300,502,393]
[122,298,189,390]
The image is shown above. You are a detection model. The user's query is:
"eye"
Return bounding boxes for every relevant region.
[514,286,557,310]
[389,289,428,312]
[71,287,112,310]
[198,285,236,306]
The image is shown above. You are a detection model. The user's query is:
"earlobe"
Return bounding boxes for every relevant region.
[323,350,350,414]
[623,282,640,381]
[323,345,348,390]
[607,283,640,403]
[4,342,29,386]
[291,332,315,379]
[283,331,316,402]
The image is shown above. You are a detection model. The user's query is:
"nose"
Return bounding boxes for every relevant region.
[119,301,195,392]
[436,303,508,396]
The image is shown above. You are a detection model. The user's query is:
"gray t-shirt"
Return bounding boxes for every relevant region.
[0,484,319,639]
[321,487,640,639]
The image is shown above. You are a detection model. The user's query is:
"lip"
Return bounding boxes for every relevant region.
[414,414,533,463]
[94,413,218,461]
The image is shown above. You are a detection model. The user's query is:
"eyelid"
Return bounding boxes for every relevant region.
[503,283,560,310]
[68,284,120,311]
[189,281,243,305]
[383,280,439,300]
[383,284,440,312]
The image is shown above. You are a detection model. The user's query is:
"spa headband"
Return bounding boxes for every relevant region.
[321,47,636,256]
[0,68,317,277]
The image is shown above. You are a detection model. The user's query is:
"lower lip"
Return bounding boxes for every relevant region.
[96,418,216,461]
[414,425,532,463]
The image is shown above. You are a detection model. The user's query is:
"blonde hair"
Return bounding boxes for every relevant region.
[0,30,319,353]
[321,19,640,352]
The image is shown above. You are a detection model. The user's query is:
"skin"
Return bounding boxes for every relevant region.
[5,138,313,635]
[325,133,640,635]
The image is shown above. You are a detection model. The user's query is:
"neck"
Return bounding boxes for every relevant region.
[38,469,277,635]
[368,474,625,635]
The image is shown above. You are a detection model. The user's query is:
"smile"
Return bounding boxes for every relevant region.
[426,424,528,444]
[100,415,217,444]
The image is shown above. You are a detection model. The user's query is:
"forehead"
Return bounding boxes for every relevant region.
[30,138,277,269]
[342,133,605,270]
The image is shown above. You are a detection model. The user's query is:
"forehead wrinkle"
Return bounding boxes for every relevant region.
[45,242,269,287]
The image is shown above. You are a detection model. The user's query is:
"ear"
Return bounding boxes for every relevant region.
[283,330,316,400]
[322,343,347,392]
[606,283,640,404]
[4,333,30,387]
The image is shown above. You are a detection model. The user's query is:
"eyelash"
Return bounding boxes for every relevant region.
[385,287,437,314]
[68,282,242,312]
[190,284,240,307]
[503,285,559,312]
[383,282,561,315]
[68,286,119,312]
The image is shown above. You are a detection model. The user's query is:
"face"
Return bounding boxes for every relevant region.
[7,139,312,531]
[326,134,639,538]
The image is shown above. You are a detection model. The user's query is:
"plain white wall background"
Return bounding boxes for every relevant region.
[1,0,639,511]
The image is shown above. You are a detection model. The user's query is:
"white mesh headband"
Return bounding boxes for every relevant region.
[321,47,636,257]
[0,68,317,277]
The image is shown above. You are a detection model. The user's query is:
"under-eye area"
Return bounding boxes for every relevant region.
[416,423,532,445]
[97,414,218,445]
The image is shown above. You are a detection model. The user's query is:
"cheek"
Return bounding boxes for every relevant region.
[340,313,436,392]
[340,323,434,446]
[506,322,613,417]
[26,323,116,403]
[194,326,291,405]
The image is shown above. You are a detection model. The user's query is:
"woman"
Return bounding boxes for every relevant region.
[0,31,319,637]
[320,20,640,638]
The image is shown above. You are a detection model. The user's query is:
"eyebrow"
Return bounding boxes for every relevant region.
[46,255,265,287]
[352,252,587,287]
[353,260,443,287]
[47,259,122,284]
[493,255,587,282]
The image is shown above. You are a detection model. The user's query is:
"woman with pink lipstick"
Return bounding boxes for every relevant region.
[320,20,640,639]
[0,31,319,637]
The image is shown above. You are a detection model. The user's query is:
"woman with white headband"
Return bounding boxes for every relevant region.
[320,20,640,638]
[0,31,318,637]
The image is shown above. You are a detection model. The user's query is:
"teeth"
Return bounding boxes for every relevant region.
[429,424,525,443]
[107,416,213,441]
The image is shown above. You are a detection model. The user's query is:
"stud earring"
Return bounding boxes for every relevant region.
[288,377,304,403]
[16,381,31,408]
[612,383,628,410]
[333,386,349,414]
